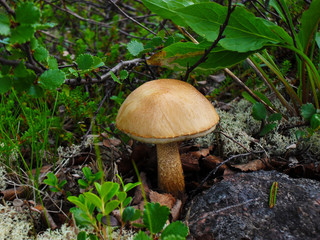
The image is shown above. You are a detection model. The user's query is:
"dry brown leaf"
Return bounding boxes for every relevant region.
[231,159,266,172]
[149,190,176,209]
[203,155,227,171]
[171,199,182,222]
[181,152,200,172]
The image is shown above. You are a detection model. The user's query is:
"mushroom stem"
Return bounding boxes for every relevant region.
[156,142,185,196]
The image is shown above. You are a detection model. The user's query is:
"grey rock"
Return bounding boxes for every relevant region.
[185,171,320,240]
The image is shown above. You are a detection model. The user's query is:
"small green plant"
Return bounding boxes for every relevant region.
[298,103,320,138]
[134,202,189,240]
[251,102,282,137]
[78,167,104,190]
[43,172,67,194]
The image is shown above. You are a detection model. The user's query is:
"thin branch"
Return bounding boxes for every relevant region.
[0,57,43,73]
[223,67,277,114]
[43,0,111,28]
[107,0,157,36]
[183,0,235,81]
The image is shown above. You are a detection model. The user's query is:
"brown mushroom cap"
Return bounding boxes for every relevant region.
[116,79,219,144]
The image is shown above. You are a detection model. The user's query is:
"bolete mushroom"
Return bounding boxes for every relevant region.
[116,79,219,196]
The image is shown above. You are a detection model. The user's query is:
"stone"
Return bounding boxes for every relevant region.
[185,170,320,240]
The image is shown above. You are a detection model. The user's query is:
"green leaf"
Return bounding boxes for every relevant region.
[13,70,36,92]
[48,56,58,69]
[83,192,103,211]
[295,129,306,140]
[16,2,41,25]
[310,114,320,130]
[162,221,189,239]
[268,113,282,122]
[298,0,320,52]
[133,231,152,240]
[14,62,28,78]
[253,91,273,107]
[0,14,10,36]
[127,40,144,56]
[82,167,92,179]
[260,123,277,136]
[141,0,206,26]
[252,102,267,121]
[162,235,185,240]
[103,183,119,202]
[110,71,121,84]
[175,3,292,52]
[28,84,44,98]
[143,202,170,234]
[78,179,89,189]
[147,42,252,72]
[123,197,132,207]
[241,91,256,104]
[39,69,66,90]
[92,56,104,68]
[0,76,12,93]
[44,172,58,186]
[10,25,35,44]
[123,182,141,192]
[58,180,67,188]
[119,70,128,80]
[117,192,127,202]
[70,207,94,227]
[34,47,49,62]
[316,31,320,49]
[122,207,141,222]
[77,231,87,240]
[76,54,94,70]
[301,103,316,121]
[104,200,120,215]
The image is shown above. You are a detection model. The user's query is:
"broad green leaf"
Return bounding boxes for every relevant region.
[48,56,58,69]
[119,70,128,80]
[83,192,103,210]
[14,62,28,78]
[94,182,102,195]
[76,54,94,70]
[134,231,152,240]
[77,231,87,240]
[10,25,35,44]
[310,114,320,130]
[260,123,277,136]
[316,31,320,49]
[34,46,49,62]
[298,0,320,52]
[104,200,120,215]
[162,221,189,239]
[30,38,39,50]
[39,69,66,90]
[127,40,144,56]
[13,70,36,92]
[92,56,104,68]
[16,2,41,25]
[82,167,92,179]
[123,196,132,207]
[301,103,316,121]
[0,76,12,93]
[103,183,120,202]
[110,71,121,84]
[68,197,88,212]
[78,179,89,189]
[0,14,10,36]
[122,207,141,222]
[175,3,292,52]
[143,202,170,234]
[147,41,252,72]
[117,192,127,202]
[70,207,94,227]
[141,0,208,26]
[252,102,267,121]
[44,172,58,185]
[295,129,306,140]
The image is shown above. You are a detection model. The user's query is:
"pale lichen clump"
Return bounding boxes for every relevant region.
[0,166,7,191]
[0,203,33,240]
[196,99,320,157]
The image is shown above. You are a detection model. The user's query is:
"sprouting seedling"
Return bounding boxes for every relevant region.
[252,102,282,137]
[269,182,278,208]
[43,172,67,195]
[78,166,103,190]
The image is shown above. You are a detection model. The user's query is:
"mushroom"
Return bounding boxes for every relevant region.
[116,79,219,196]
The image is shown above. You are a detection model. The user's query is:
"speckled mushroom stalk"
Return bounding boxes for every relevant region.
[156,142,185,196]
